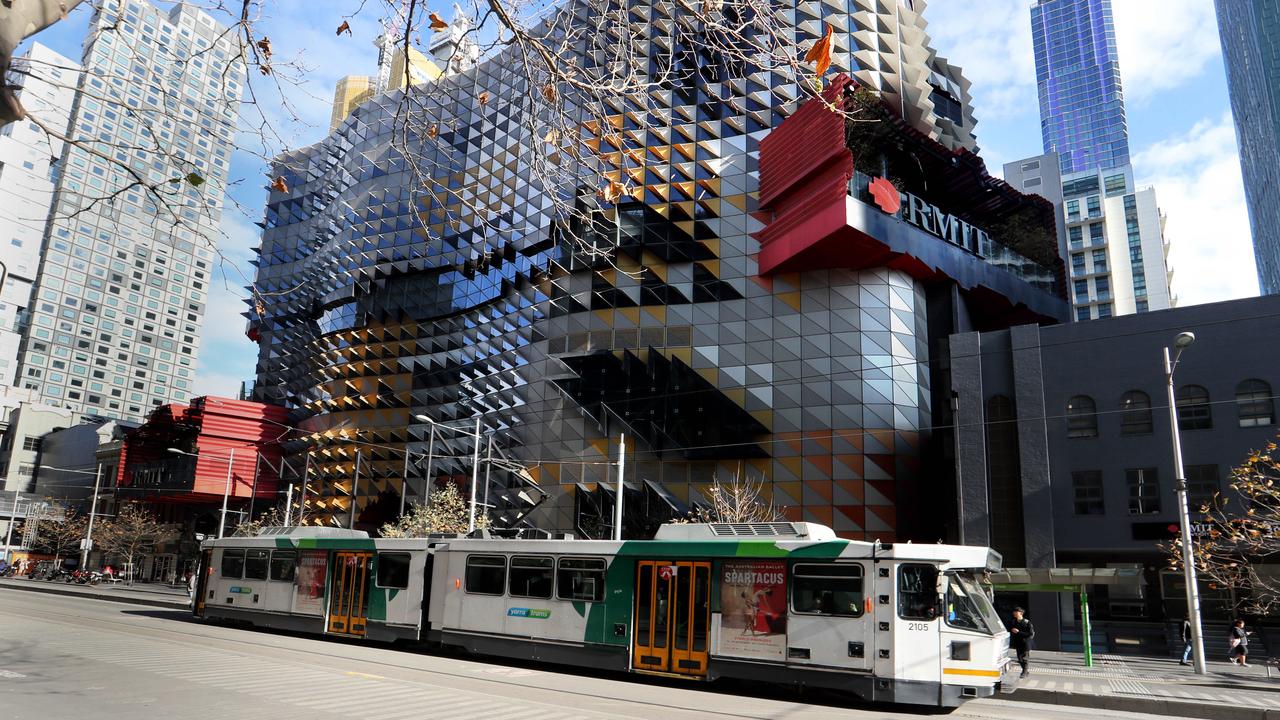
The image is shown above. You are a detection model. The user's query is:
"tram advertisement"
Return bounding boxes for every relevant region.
[718,559,787,660]
[294,550,328,615]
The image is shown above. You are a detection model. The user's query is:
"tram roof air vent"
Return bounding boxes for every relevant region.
[653,522,837,541]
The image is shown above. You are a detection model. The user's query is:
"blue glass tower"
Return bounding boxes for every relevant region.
[1031,0,1131,175]
[1215,0,1280,295]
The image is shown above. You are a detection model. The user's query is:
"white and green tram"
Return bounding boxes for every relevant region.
[194,522,1016,707]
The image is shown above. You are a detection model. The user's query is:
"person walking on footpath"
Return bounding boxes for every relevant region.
[1008,606,1034,678]
[1229,619,1252,667]
[1180,616,1193,665]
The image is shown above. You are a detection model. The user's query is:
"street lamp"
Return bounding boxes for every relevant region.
[1164,331,1206,675]
[413,414,483,532]
[168,447,236,539]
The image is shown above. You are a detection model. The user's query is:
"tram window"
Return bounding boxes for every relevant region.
[220,549,244,579]
[509,556,553,599]
[465,555,506,595]
[557,557,606,602]
[269,550,297,582]
[244,549,269,580]
[376,552,411,589]
[791,563,864,617]
[897,564,940,620]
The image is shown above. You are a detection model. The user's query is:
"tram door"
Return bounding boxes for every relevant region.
[193,549,212,617]
[327,551,372,636]
[632,560,711,676]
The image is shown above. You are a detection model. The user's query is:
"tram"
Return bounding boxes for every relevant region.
[193,522,1016,707]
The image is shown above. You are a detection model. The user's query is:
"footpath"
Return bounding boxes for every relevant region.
[1006,650,1280,719]
[0,576,191,609]
[2,578,1276,717]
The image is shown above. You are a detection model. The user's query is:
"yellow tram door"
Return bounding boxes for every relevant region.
[327,551,372,636]
[632,560,711,677]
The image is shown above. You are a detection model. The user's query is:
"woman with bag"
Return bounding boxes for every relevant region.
[1229,619,1252,667]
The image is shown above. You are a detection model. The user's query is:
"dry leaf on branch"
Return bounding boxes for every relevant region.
[429,12,448,30]
[256,37,273,59]
[541,83,557,103]
[336,21,352,36]
[804,23,833,78]
[478,91,490,106]
[602,181,625,203]
[427,124,439,139]
[270,176,289,193]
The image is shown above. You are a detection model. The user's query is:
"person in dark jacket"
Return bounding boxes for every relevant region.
[1008,607,1035,677]
[1229,619,1252,667]
[1180,617,1193,665]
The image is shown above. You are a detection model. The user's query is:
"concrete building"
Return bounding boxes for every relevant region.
[948,294,1280,649]
[1215,0,1280,295]
[1008,161,1174,321]
[329,46,443,133]
[1031,0,1130,175]
[1003,152,1066,262]
[0,44,81,388]
[0,400,75,492]
[249,0,1068,537]
[34,418,134,504]
[12,0,244,421]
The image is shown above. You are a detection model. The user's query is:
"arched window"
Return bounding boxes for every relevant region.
[1236,379,1274,427]
[1066,395,1098,438]
[1176,385,1212,430]
[1119,390,1153,435]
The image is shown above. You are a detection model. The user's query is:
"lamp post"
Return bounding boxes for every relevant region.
[414,414,484,532]
[1164,331,1206,675]
[81,463,103,569]
[168,447,236,539]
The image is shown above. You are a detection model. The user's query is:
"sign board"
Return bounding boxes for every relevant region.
[867,175,992,258]
[293,550,327,615]
[718,559,787,661]
[658,565,677,581]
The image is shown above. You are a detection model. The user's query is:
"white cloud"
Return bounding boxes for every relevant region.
[925,0,1038,123]
[1113,0,1222,104]
[1132,114,1259,306]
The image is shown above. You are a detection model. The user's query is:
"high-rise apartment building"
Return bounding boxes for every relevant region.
[0,44,80,389]
[11,0,243,422]
[1215,0,1280,295]
[1031,0,1130,175]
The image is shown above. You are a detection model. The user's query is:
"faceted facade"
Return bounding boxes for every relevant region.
[13,0,243,421]
[1215,0,1280,295]
[250,0,1056,539]
[1031,0,1131,175]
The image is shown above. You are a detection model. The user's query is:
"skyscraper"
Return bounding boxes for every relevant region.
[1031,0,1131,175]
[11,0,243,421]
[1215,0,1280,295]
[0,44,80,389]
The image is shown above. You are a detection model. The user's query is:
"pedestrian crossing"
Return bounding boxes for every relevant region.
[15,617,616,720]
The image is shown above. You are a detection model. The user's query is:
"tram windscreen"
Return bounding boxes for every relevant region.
[945,573,1004,635]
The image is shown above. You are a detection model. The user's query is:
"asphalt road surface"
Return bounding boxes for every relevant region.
[0,588,1187,720]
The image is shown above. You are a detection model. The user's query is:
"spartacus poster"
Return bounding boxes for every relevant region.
[719,560,787,660]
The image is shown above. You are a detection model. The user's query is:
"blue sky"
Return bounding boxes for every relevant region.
[22,0,1258,400]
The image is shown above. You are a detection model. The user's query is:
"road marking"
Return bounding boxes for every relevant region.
[0,670,27,679]
[345,670,386,680]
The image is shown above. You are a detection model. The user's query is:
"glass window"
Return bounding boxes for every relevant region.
[897,564,939,620]
[1235,379,1274,427]
[1120,391,1153,435]
[244,549,269,580]
[465,555,506,595]
[269,550,296,582]
[1066,395,1098,438]
[1176,385,1212,430]
[508,556,554,599]
[376,552,411,589]
[945,573,1000,633]
[1185,465,1220,512]
[220,549,244,579]
[1072,470,1104,515]
[791,563,864,617]
[557,557,606,602]
[1126,468,1160,514]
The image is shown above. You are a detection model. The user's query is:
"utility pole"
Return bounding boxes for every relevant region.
[80,463,103,569]
[400,445,412,517]
[467,417,481,533]
[422,427,435,508]
[298,452,311,525]
[3,489,16,563]
[283,482,294,526]
[613,433,626,541]
[350,449,362,530]
[1164,333,1206,674]
[482,435,493,519]
[217,448,236,540]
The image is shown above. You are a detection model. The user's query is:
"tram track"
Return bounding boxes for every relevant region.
[0,589,906,720]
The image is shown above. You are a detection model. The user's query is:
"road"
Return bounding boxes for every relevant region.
[0,588,1188,720]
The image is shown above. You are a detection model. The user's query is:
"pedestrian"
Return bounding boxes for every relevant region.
[187,570,198,599]
[1180,616,1193,665]
[1008,606,1035,678]
[1228,619,1252,667]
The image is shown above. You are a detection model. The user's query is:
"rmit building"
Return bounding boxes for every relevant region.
[247,0,1067,541]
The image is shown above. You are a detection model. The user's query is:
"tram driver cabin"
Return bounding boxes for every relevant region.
[194,523,1015,708]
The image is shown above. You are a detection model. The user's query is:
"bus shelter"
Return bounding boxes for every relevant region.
[986,566,1146,667]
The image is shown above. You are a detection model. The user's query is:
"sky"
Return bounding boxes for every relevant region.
[20,0,1260,401]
